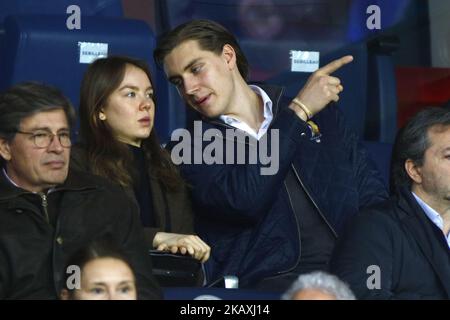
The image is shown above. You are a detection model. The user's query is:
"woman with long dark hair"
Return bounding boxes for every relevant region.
[60,237,138,300]
[71,56,210,263]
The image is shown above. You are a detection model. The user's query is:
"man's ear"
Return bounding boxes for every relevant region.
[0,138,12,161]
[405,159,423,184]
[222,44,237,70]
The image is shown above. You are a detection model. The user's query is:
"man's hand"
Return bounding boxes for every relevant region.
[289,55,353,121]
[153,232,211,263]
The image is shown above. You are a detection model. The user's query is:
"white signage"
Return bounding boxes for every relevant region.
[78,42,108,64]
[290,50,320,72]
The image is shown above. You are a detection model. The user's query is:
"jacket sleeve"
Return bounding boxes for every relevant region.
[142,227,159,249]
[114,192,163,300]
[330,210,397,299]
[170,108,313,223]
[332,105,389,207]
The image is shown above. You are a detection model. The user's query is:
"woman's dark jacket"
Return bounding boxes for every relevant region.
[70,144,195,248]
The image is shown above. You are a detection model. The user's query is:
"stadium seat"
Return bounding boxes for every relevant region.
[362,140,393,189]
[0,0,123,25]
[0,14,170,140]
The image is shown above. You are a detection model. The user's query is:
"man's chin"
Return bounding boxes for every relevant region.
[45,171,68,186]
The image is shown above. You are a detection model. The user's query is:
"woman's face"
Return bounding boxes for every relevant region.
[100,64,155,147]
[73,257,137,300]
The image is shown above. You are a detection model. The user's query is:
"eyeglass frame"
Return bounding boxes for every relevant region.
[15,130,72,148]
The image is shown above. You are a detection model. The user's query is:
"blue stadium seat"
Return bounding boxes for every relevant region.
[0,14,171,141]
[362,140,393,189]
[265,41,369,139]
[0,0,123,24]
[347,0,411,41]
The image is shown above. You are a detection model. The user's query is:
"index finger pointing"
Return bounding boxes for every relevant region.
[317,55,353,75]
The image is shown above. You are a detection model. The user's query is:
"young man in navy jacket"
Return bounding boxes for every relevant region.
[155,19,388,290]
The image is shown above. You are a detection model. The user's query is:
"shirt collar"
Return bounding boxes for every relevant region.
[412,192,450,247]
[219,85,274,140]
[2,167,19,188]
[1,167,60,195]
[249,84,273,120]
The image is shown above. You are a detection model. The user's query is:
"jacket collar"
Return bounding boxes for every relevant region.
[255,84,285,117]
[0,167,98,201]
[203,84,286,127]
[397,187,450,297]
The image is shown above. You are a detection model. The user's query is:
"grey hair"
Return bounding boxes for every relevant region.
[281,271,356,300]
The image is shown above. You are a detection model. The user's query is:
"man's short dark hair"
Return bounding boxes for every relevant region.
[390,107,450,192]
[154,19,250,80]
[0,82,75,142]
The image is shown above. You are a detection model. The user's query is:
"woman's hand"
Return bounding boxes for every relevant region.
[153,232,211,263]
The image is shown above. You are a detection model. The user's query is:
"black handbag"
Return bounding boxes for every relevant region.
[149,250,204,287]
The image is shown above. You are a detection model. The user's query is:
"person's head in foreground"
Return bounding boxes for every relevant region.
[281,271,356,300]
[0,82,75,192]
[61,239,137,300]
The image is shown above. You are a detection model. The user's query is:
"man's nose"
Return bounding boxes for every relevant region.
[183,77,199,95]
[47,135,64,153]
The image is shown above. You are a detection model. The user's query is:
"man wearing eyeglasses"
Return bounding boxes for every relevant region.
[0,82,161,299]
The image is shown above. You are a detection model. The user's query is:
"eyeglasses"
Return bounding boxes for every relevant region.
[16,130,72,148]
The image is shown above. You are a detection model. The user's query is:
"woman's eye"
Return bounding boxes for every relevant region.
[146,92,154,99]
[90,287,104,295]
[119,286,131,293]
[126,91,136,97]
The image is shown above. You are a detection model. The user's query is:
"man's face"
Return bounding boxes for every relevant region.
[0,109,70,193]
[163,40,238,118]
[411,125,450,211]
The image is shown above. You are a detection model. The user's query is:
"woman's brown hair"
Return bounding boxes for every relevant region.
[79,55,184,191]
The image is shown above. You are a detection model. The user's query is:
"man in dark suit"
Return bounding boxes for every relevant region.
[331,107,450,299]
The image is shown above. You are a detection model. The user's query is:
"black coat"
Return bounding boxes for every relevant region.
[330,187,450,299]
[0,169,162,299]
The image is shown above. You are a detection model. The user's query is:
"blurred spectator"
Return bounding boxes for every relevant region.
[238,0,283,40]
[281,271,355,300]
[61,238,137,300]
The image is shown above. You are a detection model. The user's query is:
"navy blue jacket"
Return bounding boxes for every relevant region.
[168,85,388,287]
[330,187,450,299]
